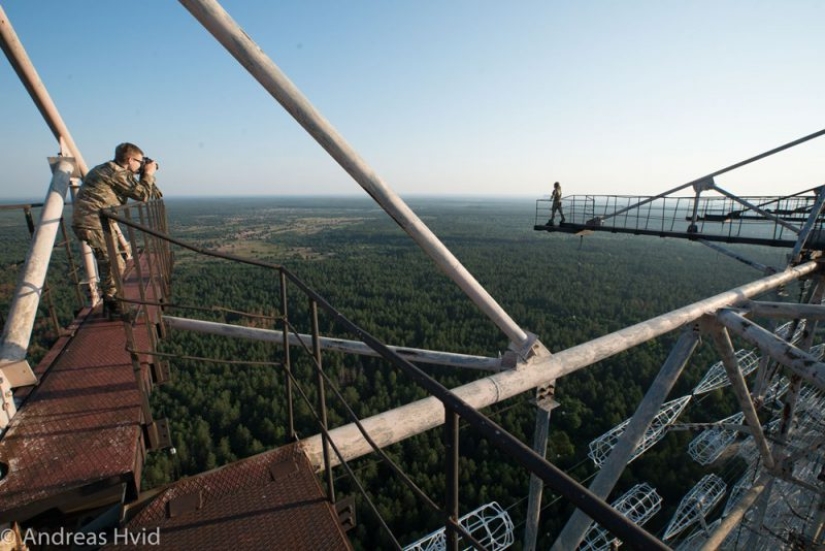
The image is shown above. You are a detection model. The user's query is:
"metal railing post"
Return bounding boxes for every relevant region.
[311,298,334,503]
[280,271,296,441]
[57,213,85,309]
[444,406,460,551]
[123,208,145,318]
[102,212,156,427]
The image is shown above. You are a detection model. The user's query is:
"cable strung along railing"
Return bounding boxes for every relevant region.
[99,201,670,551]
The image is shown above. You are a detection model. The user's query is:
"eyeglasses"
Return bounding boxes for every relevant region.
[131,157,144,166]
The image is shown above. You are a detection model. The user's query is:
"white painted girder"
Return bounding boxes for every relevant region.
[688,412,746,466]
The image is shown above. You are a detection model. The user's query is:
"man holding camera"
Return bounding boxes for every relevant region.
[72,142,162,316]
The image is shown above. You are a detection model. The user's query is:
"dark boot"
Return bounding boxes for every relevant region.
[103,297,122,320]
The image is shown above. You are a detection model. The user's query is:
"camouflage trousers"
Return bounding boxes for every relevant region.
[73,224,124,300]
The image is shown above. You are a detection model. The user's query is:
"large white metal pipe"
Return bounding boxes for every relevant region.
[164,316,504,371]
[717,308,825,391]
[744,300,825,320]
[176,0,530,350]
[0,159,74,426]
[790,185,825,262]
[300,261,818,469]
[0,160,74,360]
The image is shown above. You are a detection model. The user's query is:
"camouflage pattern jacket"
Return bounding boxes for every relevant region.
[72,161,159,230]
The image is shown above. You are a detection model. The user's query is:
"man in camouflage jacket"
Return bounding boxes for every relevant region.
[72,142,161,313]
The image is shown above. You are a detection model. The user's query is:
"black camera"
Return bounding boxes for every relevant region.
[138,157,159,176]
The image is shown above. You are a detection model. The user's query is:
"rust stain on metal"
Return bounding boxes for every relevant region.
[0,254,158,521]
[110,443,351,550]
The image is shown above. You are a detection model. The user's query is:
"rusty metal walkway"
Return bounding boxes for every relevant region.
[0,308,146,521]
[0,246,352,549]
[0,251,163,523]
[110,442,352,550]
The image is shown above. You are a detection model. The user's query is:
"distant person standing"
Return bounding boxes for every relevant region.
[548,181,565,226]
[72,142,161,316]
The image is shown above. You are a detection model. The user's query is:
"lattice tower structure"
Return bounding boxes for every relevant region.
[588,396,692,467]
[663,474,727,541]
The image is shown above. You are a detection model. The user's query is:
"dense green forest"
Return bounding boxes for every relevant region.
[0,196,800,549]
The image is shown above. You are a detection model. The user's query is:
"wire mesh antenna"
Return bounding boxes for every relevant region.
[796,383,825,422]
[691,320,806,396]
[579,483,662,551]
[687,411,746,466]
[763,376,791,405]
[587,395,692,467]
[773,319,807,344]
[663,474,727,541]
[403,501,514,551]
[693,349,760,395]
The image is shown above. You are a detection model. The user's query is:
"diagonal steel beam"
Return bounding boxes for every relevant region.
[700,478,767,551]
[552,328,700,551]
[716,308,825,391]
[711,184,799,233]
[176,0,531,351]
[743,300,825,320]
[703,318,776,470]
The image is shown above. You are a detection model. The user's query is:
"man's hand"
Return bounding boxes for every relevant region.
[143,160,158,177]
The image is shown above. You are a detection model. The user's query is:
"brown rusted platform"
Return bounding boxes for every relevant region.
[0,253,160,522]
[0,244,351,548]
[109,442,352,550]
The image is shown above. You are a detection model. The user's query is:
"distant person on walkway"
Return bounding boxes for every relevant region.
[548,181,565,226]
[72,142,161,316]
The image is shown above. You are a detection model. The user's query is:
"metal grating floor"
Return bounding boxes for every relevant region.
[108,442,352,550]
[0,254,157,522]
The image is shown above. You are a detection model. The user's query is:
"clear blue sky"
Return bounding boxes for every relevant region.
[1,1,823,200]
